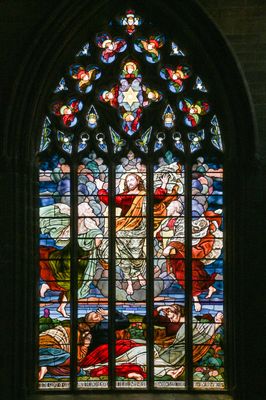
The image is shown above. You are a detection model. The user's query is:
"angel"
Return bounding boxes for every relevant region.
[134,34,165,63]
[69,64,101,93]
[162,105,176,129]
[96,33,127,64]
[99,85,119,108]
[120,9,142,35]
[120,61,140,79]
[86,105,99,129]
[160,65,191,93]
[142,86,162,106]
[100,60,162,135]
[52,98,83,127]
[121,110,142,136]
[178,98,210,127]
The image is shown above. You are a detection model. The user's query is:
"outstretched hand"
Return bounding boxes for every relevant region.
[160,173,170,189]
[96,307,108,316]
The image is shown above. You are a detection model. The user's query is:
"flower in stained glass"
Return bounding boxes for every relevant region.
[134,34,165,63]
[69,64,101,93]
[160,65,191,93]
[96,33,127,64]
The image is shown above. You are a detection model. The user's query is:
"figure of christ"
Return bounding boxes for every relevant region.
[97,173,170,295]
[161,205,222,312]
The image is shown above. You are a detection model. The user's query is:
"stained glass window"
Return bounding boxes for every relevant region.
[38,8,225,392]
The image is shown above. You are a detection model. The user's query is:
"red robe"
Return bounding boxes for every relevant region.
[98,187,167,216]
[39,246,65,292]
[79,339,147,379]
[166,211,221,296]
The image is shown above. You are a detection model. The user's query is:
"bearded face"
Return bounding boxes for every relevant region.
[125,174,139,191]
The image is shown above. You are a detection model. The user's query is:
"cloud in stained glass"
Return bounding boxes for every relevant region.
[109,126,126,153]
[39,116,51,152]
[52,98,83,127]
[135,127,152,153]
[76,42,90,57]
[160,65,191,93]
[134,34,165,63]
[69,64,101,93]
[86,105,99,129]
[96,33,127,64]
[178,98,209,127]
[210,115,223,151]
[162,105,175,129]
[188,129,205,152]
[96,132,108,152]
[99,61,162,136]
[193,76,207,93]
[38,7,227,391]
[170,42,185,56]
[154,132,165,152]
[120,9,142,35]
[54,77,68,93]
[172,131,184,152]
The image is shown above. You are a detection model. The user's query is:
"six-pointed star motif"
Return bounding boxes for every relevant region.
[122,86,139,107]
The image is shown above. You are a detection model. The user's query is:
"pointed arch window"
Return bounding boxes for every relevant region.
[38,7,225,393]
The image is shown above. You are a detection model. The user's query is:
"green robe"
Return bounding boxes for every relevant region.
[40,204,103,299]
[157,318,218,365]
